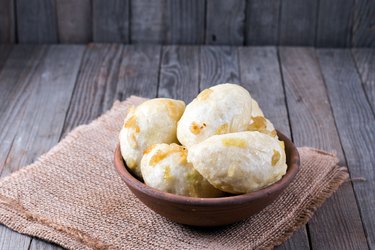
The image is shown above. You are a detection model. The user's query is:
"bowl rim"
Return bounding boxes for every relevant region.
[114,130,300,206]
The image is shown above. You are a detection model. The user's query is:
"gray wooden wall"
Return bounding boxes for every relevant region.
[0,0,374,47]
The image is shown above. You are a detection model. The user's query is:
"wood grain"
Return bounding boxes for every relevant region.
[0,45,13,73]
[205,0,245,45]
[279,47,368,249]
[29,239,63,250]
[0,0,15,43]
[352,0,375,47]
[93,0,130,43]
[239,47,310,250]
[56,0,91,43]
[316,0,353,47]
[0,46,46,167]
[159,46,199,102]
[130,0,166,44]
[61,44,124,137]
[352,49,375,112]
[16,0,58,43]
[318,49,375,248]
[116,45,161,100]
[0,45,84,250]
[165,0,205,44]
[200,46,240,88]
[0,227,29,250]
[246,0,280,45]
[279,0,318,46]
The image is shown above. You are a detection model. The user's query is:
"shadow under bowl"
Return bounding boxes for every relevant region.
[114,131,300,227]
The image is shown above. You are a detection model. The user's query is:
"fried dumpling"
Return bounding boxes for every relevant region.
[177,83,253,148]
[119,98,185,178]
[187,131,287,194]
[141,143,224,197]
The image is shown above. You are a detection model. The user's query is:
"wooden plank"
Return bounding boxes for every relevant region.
[239,47,310,250]
[205,0,245,45]
[0,46,46,167]
[29,239,63,250]
[0,45,13,73]
[279,0,318,46]
[17,0,58,43]
[279,47,368,249]
[316,0,353,47]
[93,0,130,43]
[200,46,240,87]
[246,0,280,45]
[63,44,160,134]
[130,0,166,44]
[159,46,199,102]
[352,0,375,47]
[56,0,91,43]
[318,49,375,248]
[165,0,205,44]
[130,0,204,44]
[0,0,15,43]
[0,227,29,250]
[352,49,375,112]
[0,45,84,250]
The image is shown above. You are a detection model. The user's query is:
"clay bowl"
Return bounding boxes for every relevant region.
[114,131,300,227]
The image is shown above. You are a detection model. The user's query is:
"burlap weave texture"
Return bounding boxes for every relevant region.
[0,96,348,249]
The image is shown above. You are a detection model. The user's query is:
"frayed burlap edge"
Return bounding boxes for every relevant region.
[0,96,349,250]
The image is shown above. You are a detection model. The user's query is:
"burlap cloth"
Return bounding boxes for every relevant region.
[0,96,349,250]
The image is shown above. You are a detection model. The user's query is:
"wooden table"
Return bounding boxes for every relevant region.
[0,45,373,250]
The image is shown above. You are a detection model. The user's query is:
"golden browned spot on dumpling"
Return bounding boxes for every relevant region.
[221,138,247,148]
[127,159,136,169]
[272,149,281,166]
[143,144,157,155]
[216,123,228,135]
[161,99,182,120]
[197,88,213,101]
[163,165,172,181]
[149,144,187,166]
[190,122,206,135]
[248,116,267,131]
[130,133,138,149]
[124,115,140,133]
[270,129,277,137]
[279,141,285,151]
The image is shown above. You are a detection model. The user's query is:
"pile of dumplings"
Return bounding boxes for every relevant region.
[119,83,287,198]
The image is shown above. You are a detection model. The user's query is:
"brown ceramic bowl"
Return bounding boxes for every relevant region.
[114,131,300,227]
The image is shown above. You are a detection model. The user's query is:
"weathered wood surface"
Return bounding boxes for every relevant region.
[93,0,130,43]
[246,0,280,46]
[279,47,368,250]
[352,0,375,47]
[318,49,375,249]
[316,0,353,47]
[159,46,199,102]
[0,45,374,249]
[279,0,318,46]
[1,0,375,46]
[206,0,245,45]
[56,0,91,43]
[352,49,375,112]
[0,45,84,250]
[16,0,58,43]
[0,0,14,43]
